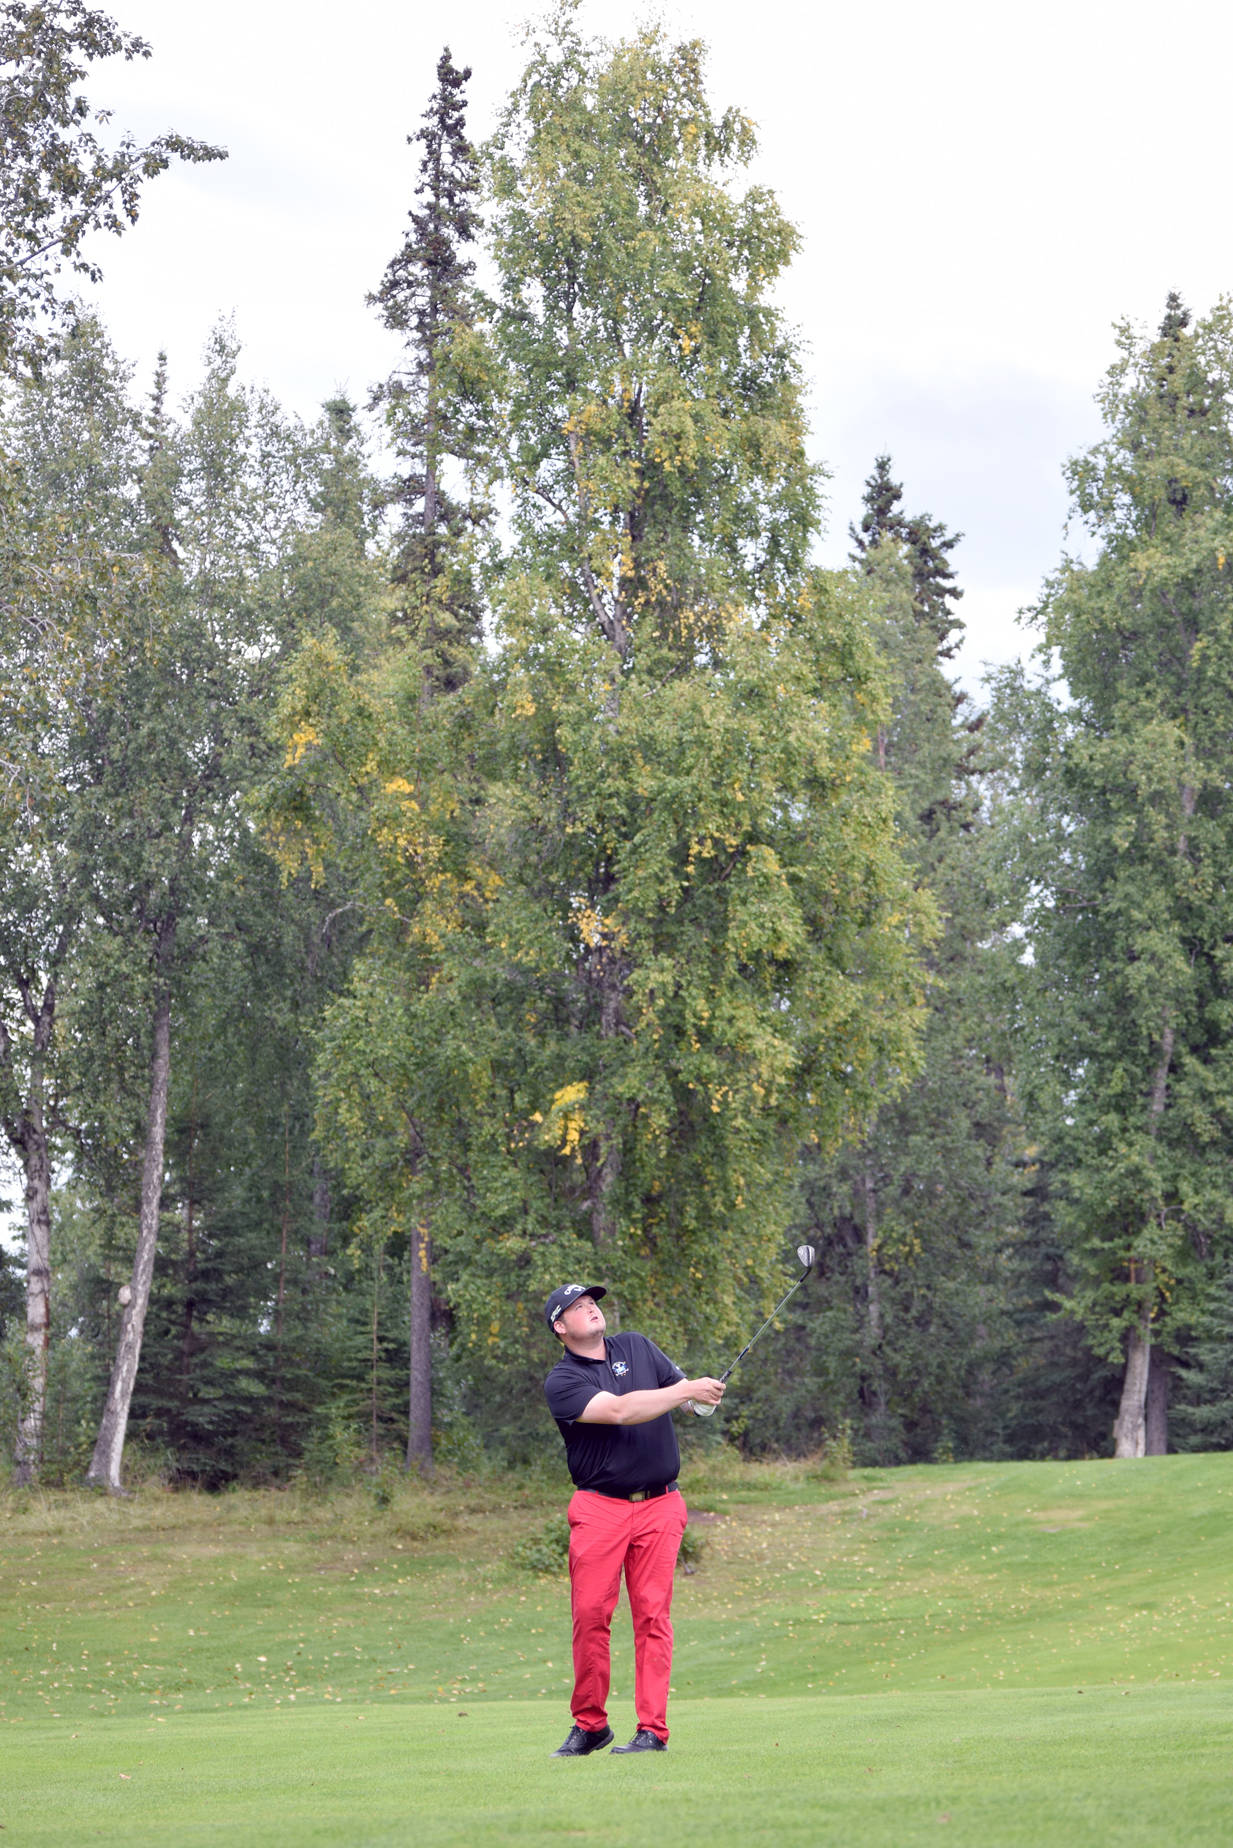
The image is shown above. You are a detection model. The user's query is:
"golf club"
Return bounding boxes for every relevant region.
[688,1243,816,1416]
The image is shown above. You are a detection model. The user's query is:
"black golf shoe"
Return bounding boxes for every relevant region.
[551,1723,614,1757]
[611,1729,667,1754]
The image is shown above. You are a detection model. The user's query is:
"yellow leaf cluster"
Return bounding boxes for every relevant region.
[285,724,320,768]
[539,1080,590,1160]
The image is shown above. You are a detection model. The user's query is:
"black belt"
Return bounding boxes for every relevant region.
[587,1482,678,1502]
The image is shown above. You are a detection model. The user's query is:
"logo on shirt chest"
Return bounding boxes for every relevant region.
[611,1360,630,1377]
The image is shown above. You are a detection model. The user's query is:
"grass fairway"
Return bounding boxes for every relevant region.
[3,1454,1233,1844]
[10,1687,1232,1847]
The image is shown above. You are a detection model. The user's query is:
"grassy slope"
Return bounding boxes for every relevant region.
[2,1454,1232,1844]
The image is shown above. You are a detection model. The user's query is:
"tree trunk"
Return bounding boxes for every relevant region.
[1113,1018,1176,1457]
[859,1162,890,1441]
[177,1079,198,1431]
[862,1164,884,1350]
[406,1221,433,1474]
[13,1114,53,1486]
[584,937,627,1269]
[1112,1298,1151,1457]
[587,1131,622,1250]
[6,964,62,1488]
[1145,1346,1169,1455]
[369,1245,383,1472]
[274,1118,290,1434]
[308,1156,330,1268]
[1117,794,1191,1457]
[86,974,174,1493]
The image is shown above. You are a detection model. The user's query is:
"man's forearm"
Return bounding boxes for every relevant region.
[608,1382,693,1425]
[579,1379,715,1426]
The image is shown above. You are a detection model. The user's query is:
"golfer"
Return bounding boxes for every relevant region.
[543,1281,725,1756]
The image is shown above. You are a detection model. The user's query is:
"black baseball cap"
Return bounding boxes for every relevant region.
[544,1282,607,1329]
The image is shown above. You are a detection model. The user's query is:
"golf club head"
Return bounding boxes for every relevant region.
[796,1243,816,1271]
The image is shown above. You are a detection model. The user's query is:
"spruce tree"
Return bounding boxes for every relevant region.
[850,455,965,658]
[994,295,1233,1456]
[734,471,1022,1465]
[369,46,484,697]
[1172,1267,1233,1451]
[362,49,487,1470]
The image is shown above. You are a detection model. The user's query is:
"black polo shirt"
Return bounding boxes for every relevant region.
[544,1331,686,1493]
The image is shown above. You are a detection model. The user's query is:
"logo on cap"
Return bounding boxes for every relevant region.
[545,1280,607,1327]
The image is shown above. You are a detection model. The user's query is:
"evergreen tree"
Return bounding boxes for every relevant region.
[993,295,1233,1456]
[850,454,965,658]
[732,482,1022,1465]
[1172,1266,1233,1451]
[369,45,484,697]
[364,48,487,1468]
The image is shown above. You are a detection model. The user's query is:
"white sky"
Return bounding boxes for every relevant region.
[80,0,1233,692]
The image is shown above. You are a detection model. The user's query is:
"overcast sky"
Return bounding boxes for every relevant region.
[80,0,1233,691]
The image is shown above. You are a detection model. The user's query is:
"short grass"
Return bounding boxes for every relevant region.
[3,1453,1232,1844]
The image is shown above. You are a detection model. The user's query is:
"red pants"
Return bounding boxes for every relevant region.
[566,1487,688,1742]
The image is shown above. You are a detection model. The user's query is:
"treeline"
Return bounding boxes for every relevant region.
[3,5,1233,1491]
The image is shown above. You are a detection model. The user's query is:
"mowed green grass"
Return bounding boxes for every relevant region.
[10,1687,1232,1847]
[3,1453,1232,1844]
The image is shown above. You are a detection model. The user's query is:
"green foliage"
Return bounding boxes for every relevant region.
[12,11,1233,1488]
[368,45,486,689]
[510,1510,570,1574]
[991,297,1233,1441]
[509,1504,707,1576]
[849,453,965,657]
[809,1417,853,1480]
[0,318,386,1485]
[271,19,925,1428]
[738,472,1023,1466]
[0,0,225,378]
[1172,1266,1233,1450]
[488,8,820,651]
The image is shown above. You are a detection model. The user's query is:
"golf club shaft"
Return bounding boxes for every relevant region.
[718,1264,811,1382]
[688,1252,814,1414]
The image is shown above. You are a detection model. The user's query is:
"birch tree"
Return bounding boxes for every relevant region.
[0,0,223,378]
[0,317,141,1481]
[0,0,219,1482]
[78,329,320,1490]
[279,16,926,1434]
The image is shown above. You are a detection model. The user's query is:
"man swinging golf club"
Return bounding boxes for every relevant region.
[543,1282,726,1756]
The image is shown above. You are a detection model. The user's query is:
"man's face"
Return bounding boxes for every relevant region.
[554,1292,606,1342]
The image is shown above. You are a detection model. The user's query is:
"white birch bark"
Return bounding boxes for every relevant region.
[86,976,173,1493]
[3,959,63,1486]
